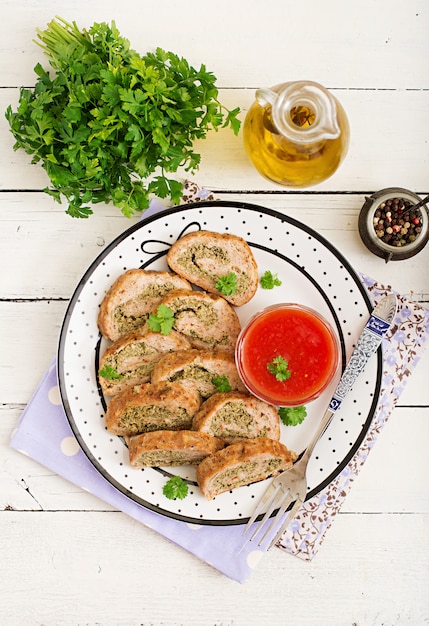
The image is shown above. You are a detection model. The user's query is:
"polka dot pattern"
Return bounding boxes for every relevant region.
[60,436,80,456]
[247,549,265,569]
[48,385,62,405]
[58,201,381,526]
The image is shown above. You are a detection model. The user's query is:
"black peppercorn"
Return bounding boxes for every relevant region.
[358,187,429,262]
[372,197,423,247]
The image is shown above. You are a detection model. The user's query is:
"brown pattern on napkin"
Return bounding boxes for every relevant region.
[276,281,429,559]
[181,180,216,203]
[179,180,429,560]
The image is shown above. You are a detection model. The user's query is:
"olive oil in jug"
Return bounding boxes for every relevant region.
[243,81,350,188]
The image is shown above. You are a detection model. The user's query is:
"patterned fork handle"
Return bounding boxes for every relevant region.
[299,293,398,463]
[242,294,398,550]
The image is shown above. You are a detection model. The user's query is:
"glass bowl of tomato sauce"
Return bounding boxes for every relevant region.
[235,303,340,407]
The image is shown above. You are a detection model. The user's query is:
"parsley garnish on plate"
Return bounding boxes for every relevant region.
[215,272,237,296]
[163,476,189,500]
[267,355,291,382]
[278,405,307,426]
[99,365,124,380]
[147,304,175,335]
[212,375,232,393]
[260,270,282,290]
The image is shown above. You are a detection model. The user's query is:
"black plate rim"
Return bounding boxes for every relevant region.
[57,200,381,526]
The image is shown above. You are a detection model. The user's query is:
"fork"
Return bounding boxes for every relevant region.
[242,294,397,551]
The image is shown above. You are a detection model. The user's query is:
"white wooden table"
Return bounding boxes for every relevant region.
[1,1,428,624]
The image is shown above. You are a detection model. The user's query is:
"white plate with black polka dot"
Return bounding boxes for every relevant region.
[58,201,381,526]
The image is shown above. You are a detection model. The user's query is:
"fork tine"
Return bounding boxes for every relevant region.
[266,495,304,550]
[254,489,295,546]
[248,482,289,542]
[242,480,278,536]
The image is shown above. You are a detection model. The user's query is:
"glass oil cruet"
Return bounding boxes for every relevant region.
[243,80,350,188]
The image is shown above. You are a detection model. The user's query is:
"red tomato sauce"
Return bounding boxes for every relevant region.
[236,305,339,406]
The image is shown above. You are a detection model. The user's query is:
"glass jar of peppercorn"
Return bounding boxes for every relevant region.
[358,187,429,262]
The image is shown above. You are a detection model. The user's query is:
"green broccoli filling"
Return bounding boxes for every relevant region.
[113,282,180,333]
[169,365,218,398]
[210,402,252,437]
[211,458,284,491]
[176,245,251,295]
[119,406,191,434]
[134,450,204,467]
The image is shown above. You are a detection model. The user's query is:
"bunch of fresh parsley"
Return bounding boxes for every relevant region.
[5,17,241,218]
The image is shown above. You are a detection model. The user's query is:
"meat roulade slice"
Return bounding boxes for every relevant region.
[159,288,241,353]
[151,348,247,400]
[196,438,298,500]
[167,230,258,306]
[98,269,192,341]
[105,381,202,436]
[98,325,192,396]
[128,430,224,468]
[192,391,281,443]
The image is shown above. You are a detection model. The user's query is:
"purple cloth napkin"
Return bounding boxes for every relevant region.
[10,359,262,582]
[10,183,429,582]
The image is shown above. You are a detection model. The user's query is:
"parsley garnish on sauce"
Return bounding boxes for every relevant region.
[278,405,307,426]
[147,304,175,335]
[163,476,189,500]
[267,356,291,382]
[215,272,237,296]
[260,270,282,290]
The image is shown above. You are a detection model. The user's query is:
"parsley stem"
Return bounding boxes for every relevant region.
[7,17,241,218]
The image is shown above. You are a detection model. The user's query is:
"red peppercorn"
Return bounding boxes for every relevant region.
[370,196,424,248]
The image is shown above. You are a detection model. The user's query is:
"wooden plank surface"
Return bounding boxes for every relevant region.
[1,0,428,89]
[1,510,428,626]
[3,88,429,192]
[1,1,428,624]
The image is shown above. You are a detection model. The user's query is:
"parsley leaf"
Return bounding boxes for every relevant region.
[212,375,232,393]
[215,272,237,296]
[99,365,124,380]
[260,270,282,290]
[5,17,241,218]
[278,405,307,426]
[267,355,291,381]
[163,476,189,500]
[147,304,175,335]
[223,106,242,135]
